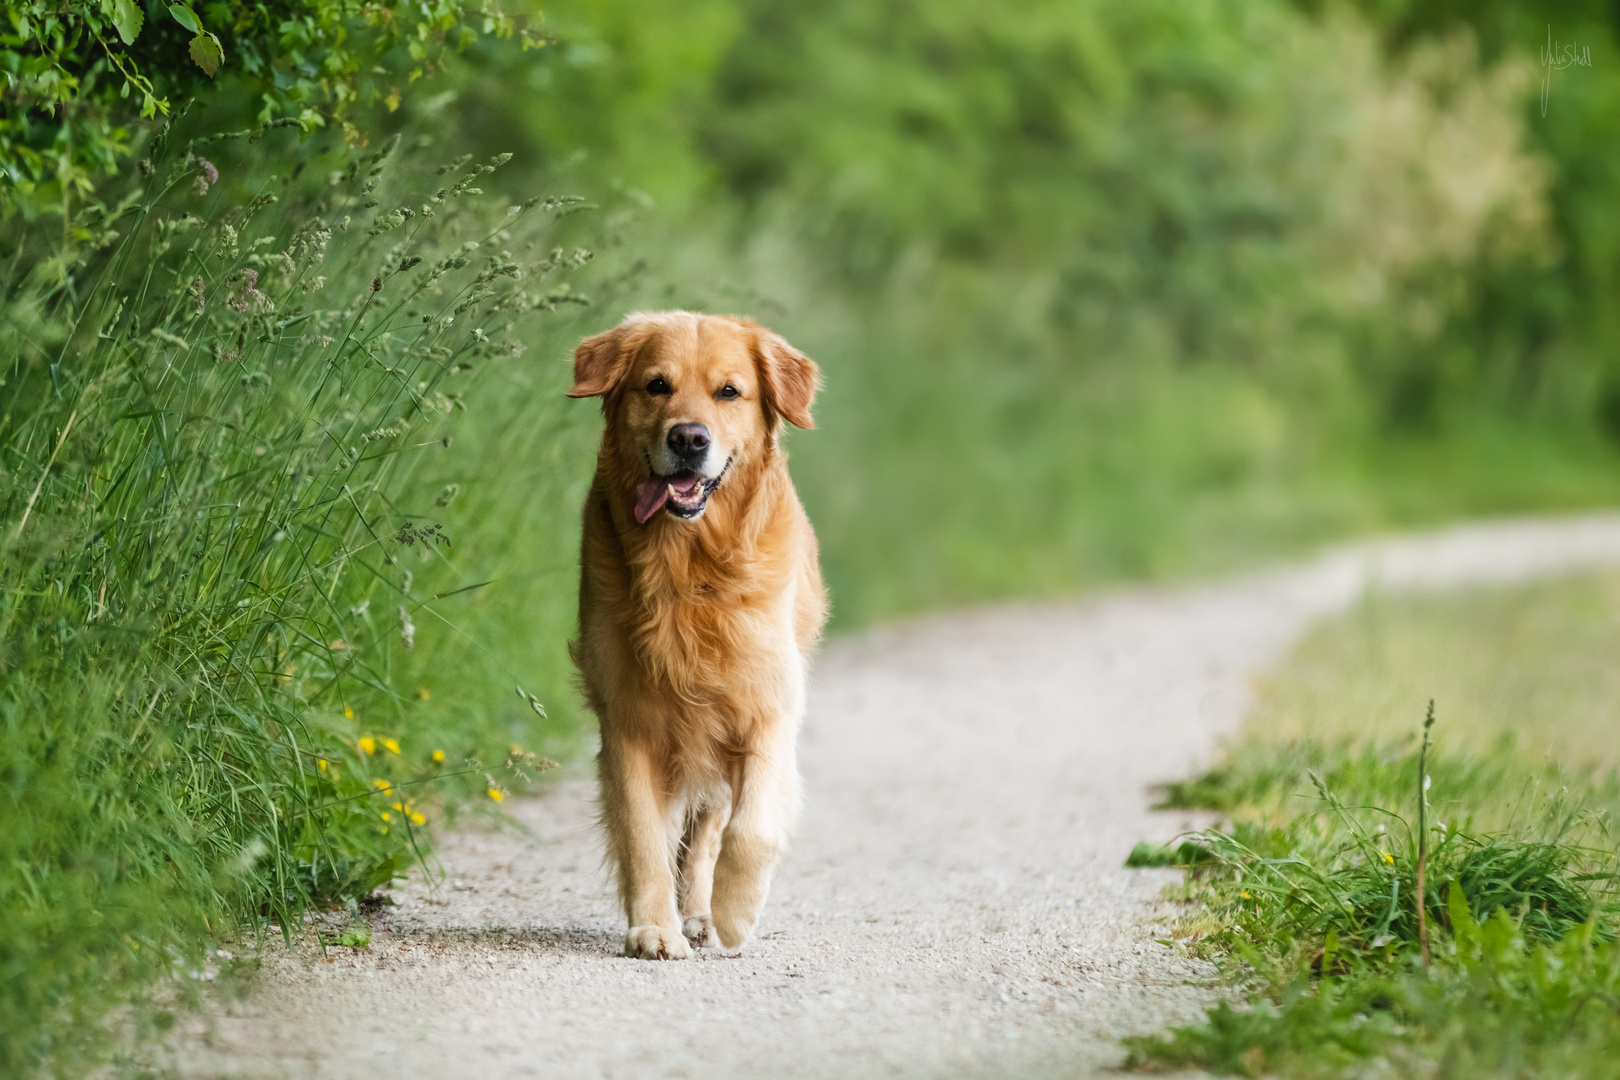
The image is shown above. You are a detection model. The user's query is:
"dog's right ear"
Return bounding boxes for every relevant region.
[567,325,637,398]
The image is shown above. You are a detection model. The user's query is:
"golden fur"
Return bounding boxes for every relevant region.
[567,310,827,959]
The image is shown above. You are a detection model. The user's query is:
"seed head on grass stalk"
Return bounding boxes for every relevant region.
[1417,700,1435,969]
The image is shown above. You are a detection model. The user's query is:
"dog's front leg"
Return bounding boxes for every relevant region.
[678,801,729,946]
[599,740,690,960]
[712,730,800,949]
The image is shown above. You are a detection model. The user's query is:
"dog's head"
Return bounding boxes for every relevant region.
[568,311,818,524]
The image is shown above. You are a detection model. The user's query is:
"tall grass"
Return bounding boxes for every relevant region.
[0,115,606,1074]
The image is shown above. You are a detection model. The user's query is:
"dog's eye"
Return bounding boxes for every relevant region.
[716,384,740,401]
[646,377,671,396]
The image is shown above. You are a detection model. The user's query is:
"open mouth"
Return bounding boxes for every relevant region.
[633,459,731,524]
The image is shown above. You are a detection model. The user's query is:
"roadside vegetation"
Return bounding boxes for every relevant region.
[0,111,608,1078]
[2,4,630,1073]
[1129,572,1620,1076]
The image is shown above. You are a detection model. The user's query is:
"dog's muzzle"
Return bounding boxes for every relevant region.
[633,458,731,524]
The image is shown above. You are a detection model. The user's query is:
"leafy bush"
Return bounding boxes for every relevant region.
[0,0,538,218]
[0,114,598,1075]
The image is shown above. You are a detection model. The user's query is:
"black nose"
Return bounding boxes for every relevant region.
[667,423,710,462]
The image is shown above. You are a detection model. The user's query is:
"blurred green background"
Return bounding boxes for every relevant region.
[349,0,1620,762]
[423,0,1620,626]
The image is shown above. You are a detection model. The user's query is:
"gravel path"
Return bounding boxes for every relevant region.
[170,514,1620,1079]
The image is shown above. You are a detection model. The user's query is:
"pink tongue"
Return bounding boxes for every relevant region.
[633,472,706,525]
[634,479,670,525]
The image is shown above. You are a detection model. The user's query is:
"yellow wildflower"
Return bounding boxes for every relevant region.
[358,736,376,754]
[1382,851,1394,865]
[343,706,354,719]
[488,787,504,802]
[317,758,328,771]
[410,811,426,825]
[383,737,400,755]
[392,801,403,811]
[432,749,445,763]
[380,811,392,822]
[416,686,431,700]
[1240,891,1251,899]
[373,778,391,792]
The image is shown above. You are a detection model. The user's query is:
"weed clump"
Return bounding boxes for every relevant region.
[1127,716,1620,1077]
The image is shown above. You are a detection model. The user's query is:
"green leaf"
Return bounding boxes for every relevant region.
[1124,839,1214,868]
[112,0,144,45]
[1447,878,1479,950]
[189,32,223,78]
[330,926,371,948]
[167,3,200,33]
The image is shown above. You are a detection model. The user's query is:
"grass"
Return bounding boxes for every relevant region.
[1245,570,1620,774]
[0,118,609,1075]
[1127,573,1620,1077]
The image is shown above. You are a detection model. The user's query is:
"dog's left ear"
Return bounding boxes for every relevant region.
[753,328,819,430]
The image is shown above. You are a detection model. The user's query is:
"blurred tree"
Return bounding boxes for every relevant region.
[52,0,1603,617]
[526,0,1615,435]
[1295,0,1618,57]
[691,2,1552,415]
[1295,1,1620,434]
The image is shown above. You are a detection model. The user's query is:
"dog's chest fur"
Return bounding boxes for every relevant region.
[580,483,804,743]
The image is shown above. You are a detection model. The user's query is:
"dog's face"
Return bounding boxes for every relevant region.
[568,312,817,524]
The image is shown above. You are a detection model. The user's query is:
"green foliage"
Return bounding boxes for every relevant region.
[0,0,537,218]
[457,0,1620,625]
[1128,736,1620,1077]
[1125,840,1215,869]
[1138,921,1620,1080]
[0,114,597,1075]
[1154,738,1576,821]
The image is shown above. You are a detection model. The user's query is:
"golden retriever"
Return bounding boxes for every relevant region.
[567,310,827,959]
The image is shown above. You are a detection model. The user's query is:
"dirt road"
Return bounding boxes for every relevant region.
[170,515,1620,1079]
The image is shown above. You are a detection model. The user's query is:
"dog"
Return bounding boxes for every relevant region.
[567,310,827,959]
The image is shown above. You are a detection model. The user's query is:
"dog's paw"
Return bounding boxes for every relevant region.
[711,906,757,950]
[682,914,716,947]
[624,925,691,960]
